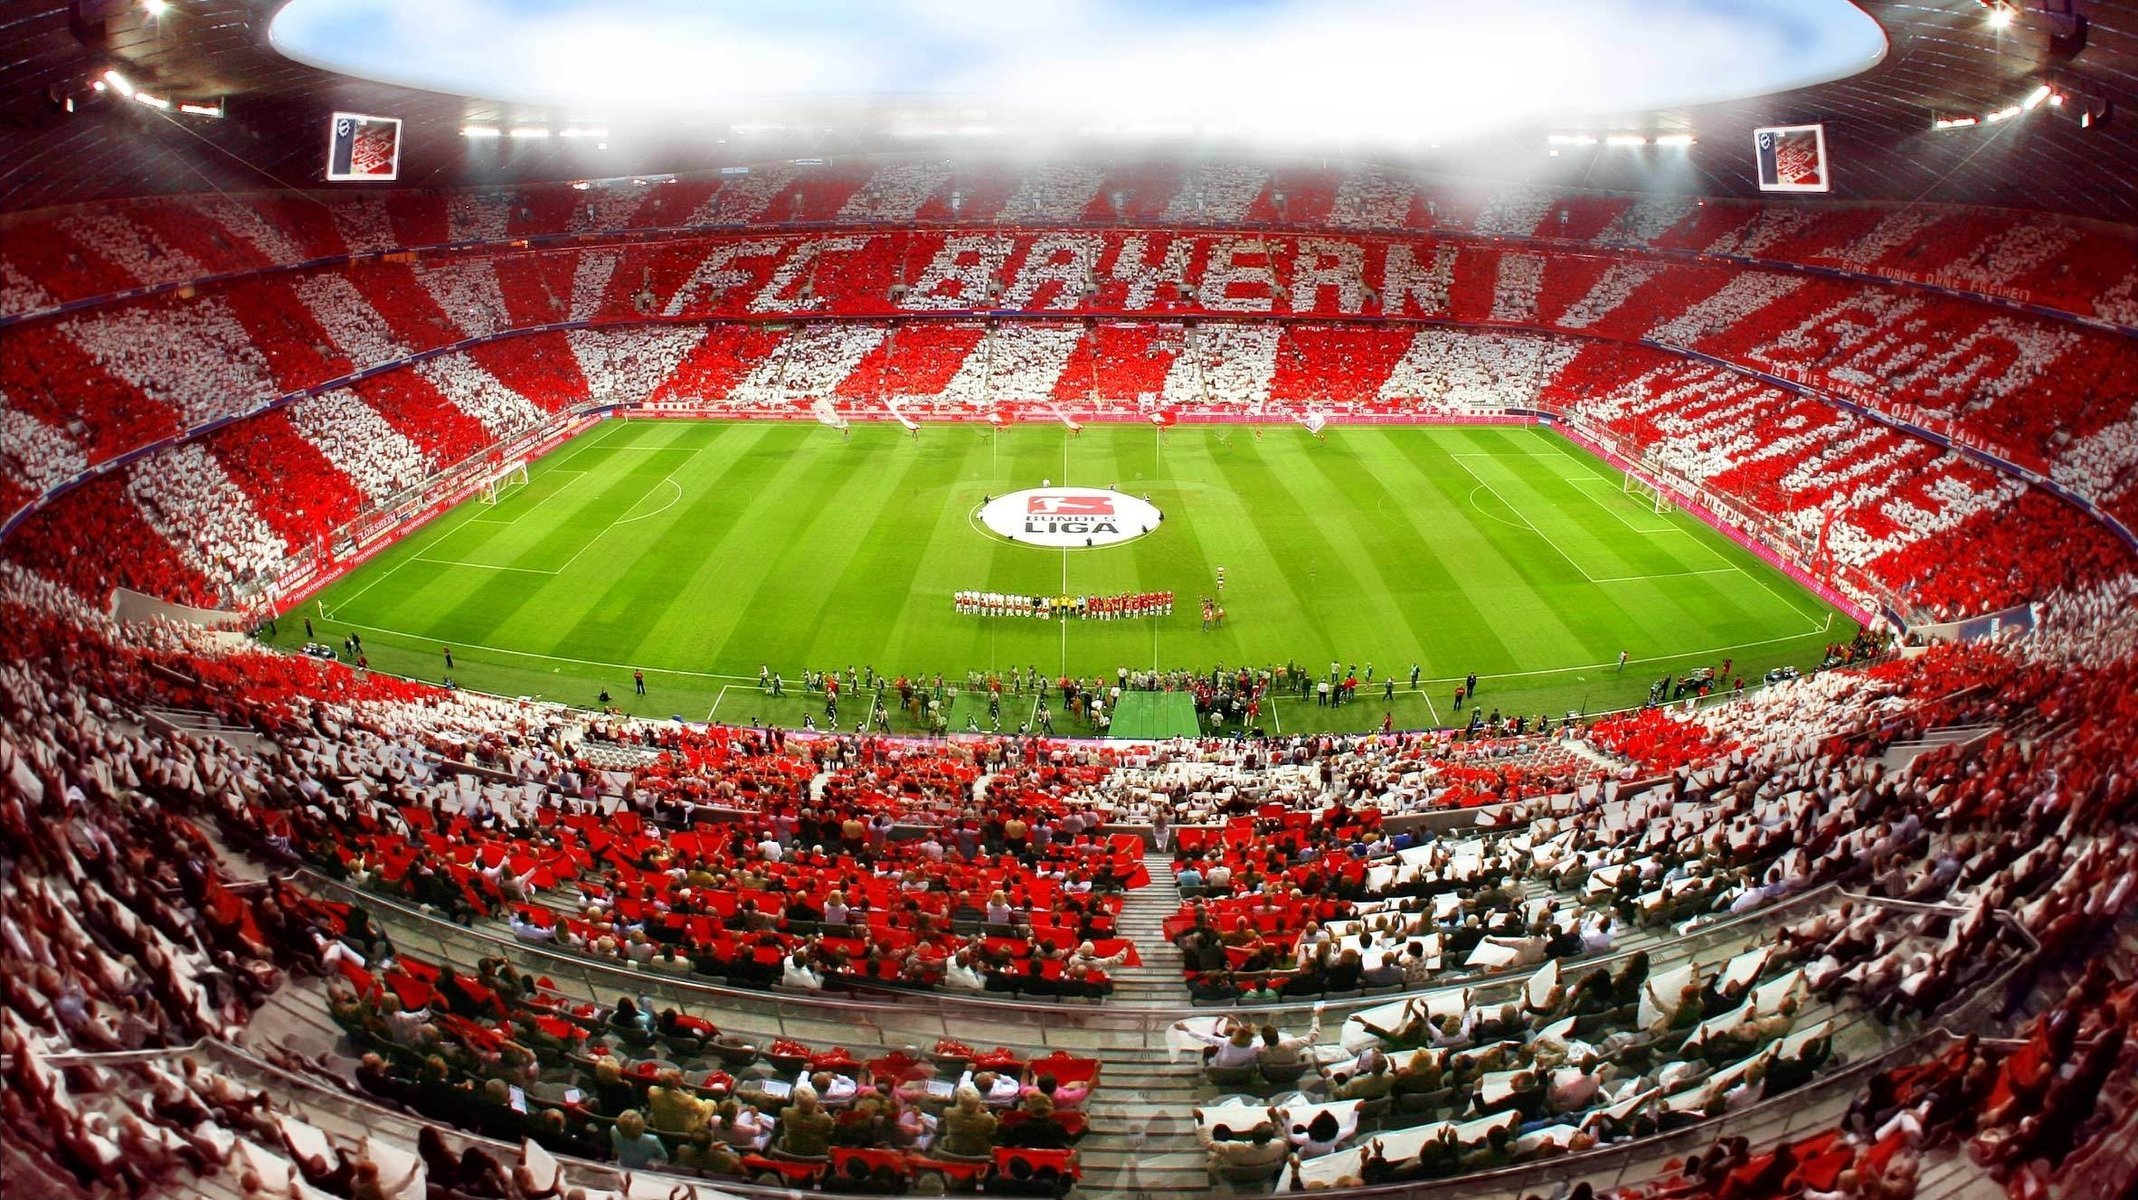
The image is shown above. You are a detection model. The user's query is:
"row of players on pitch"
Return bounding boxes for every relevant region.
[952,590,1174,619]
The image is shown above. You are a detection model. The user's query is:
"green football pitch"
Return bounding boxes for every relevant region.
[268,419,1845,737]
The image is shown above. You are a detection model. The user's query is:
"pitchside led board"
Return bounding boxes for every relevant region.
[1753,124,1831,193]
[326,112,402,182]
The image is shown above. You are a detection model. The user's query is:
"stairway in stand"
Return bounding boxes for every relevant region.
[1075,849,1216,1198]
[1106,849,1193,1007]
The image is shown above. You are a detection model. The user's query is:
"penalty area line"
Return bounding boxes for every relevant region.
[546,418,637,469]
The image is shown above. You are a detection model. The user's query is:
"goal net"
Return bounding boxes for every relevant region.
[479,460,530,505]
[1622,467,1676,515]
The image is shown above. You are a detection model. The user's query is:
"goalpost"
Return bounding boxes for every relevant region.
[479,459,530,506]
[1622,464,1676,515]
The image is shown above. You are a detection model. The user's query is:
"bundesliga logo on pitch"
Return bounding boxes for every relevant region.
[1025,493,1118,534]
[979,486,1162,549]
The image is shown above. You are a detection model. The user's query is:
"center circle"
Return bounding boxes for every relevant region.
[977,486,1163,549]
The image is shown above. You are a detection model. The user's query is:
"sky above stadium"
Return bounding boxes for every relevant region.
[270,0,1887,144]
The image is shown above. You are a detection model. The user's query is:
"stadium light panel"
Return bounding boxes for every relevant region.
[508,126,551,138]
[461,124,501,137]
[2023,85,2051,110]
[1655,134,1697,146]
[141,0,171,14]
[102,69,135,98]
[1606,134,1648,146]
[178,101,224,117]
[134,91,171,110]
[558,127,608,138]
[1987,4,2014,28]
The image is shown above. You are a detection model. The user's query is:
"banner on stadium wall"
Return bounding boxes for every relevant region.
[1753,124,1830,193]
[326,112,403,182]
[1906,601,2038,645]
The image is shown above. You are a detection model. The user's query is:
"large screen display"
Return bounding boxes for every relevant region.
[1753,124,1830,193]
[326,112,402,181]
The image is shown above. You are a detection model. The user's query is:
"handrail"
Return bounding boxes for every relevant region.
[1275,907,2039,1200]
[302,866,1855,1044]
[196,1004,1952,1200]
[199,1040,778,1200]
[201,899,2038,1200]
[1,1039,206,1069]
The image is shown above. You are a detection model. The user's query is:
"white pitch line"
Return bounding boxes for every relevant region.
[545,444,709,575]
[412,556,560,575]
[315,618,765,682]
[1526,429,1826,629]
[545,418,635,468]
[1449,455,1604,583]
[487,468,589,526]
[1584,567,1739,584]
[1561,476,1682,537]
[1463,485,1536,532]
[1525,434,1692,537]
[611,477,684,526]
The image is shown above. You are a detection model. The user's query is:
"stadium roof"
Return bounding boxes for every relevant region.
[1,0,2133,220]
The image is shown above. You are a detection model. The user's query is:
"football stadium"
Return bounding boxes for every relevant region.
[2,2,2137,1200]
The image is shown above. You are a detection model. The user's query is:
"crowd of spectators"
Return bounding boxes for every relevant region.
[0,522,2134,1198]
